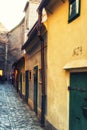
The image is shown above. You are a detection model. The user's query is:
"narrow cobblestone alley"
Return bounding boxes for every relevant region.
[0,82,44,130]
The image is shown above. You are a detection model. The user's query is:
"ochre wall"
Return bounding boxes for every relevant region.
[45,1,87,130]
[25,43,47,114]
[25,47,41,110]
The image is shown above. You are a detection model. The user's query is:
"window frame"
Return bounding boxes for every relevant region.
[68,0,81,23]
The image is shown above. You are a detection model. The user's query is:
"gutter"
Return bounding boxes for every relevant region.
[37,2,46,127]
[37,0,48,12]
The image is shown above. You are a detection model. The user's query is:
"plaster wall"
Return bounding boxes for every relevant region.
[29,2,39,30]
[25,47,41,109]
[46,1,87,130]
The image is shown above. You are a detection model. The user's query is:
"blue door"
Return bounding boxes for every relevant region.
[25,70,29,103]
[34,66,38,114]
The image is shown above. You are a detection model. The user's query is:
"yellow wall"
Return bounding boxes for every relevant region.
[25,46,42,109]
[45,1,87,130]
[25,42,47,113]
[21,67,25,97]
[0,70,3,76]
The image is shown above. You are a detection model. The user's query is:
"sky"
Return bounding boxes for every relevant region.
[0,0,28,31]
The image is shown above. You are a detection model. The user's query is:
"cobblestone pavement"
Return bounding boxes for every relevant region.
[0,83,44,130]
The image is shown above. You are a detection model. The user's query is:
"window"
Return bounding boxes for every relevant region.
[68,0,80,23]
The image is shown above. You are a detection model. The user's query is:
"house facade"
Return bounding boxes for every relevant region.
[12,0,87,130]
[38,0,87,130]
[13,57,25,97]
[21,0,48,119]
[13,0,41,99]
[10,18,25,94]
[24,0,41,41]
[9,18,25,61]
[22,21,47,124]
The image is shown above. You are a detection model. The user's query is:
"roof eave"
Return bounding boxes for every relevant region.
[24,1,29,12]
[37,0,65,12]
[37,0,48,12]
[21,25,37,50]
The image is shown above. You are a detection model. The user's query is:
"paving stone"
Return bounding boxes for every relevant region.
[0,83,44,130]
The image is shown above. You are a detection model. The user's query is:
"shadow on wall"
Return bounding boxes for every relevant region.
[0,75,7,84]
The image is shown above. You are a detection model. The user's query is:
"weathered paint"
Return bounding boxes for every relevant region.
[43,1,87,130]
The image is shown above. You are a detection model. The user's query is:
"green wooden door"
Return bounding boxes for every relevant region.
[69,72,87,130]
[34,66,38,114]
[25,70,29,103]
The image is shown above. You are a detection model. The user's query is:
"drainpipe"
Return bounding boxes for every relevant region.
[38,10,46,127]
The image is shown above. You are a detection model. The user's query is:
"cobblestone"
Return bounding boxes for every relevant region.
[0,83,44,130]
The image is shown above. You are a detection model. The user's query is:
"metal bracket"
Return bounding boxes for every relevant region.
[68,86,86,92]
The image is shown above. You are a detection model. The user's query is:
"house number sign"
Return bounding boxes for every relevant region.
[73,46,82,56]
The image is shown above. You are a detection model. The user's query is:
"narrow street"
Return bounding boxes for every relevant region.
[0,82,44,130]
